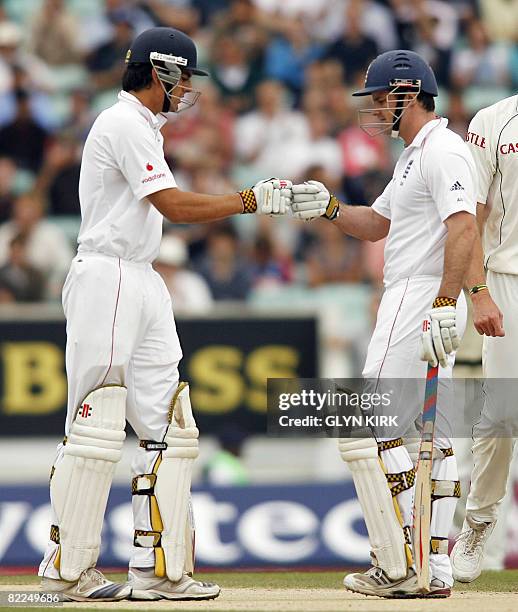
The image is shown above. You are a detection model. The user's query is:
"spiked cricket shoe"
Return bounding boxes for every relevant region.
[344,566,451,598]
[451,517,496,582]
[128,567,221,601]
[41,568,131,602]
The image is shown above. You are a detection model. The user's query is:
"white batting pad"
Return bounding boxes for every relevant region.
[339,437,408,580]
[154,382,199,581]
[50,385,126,581]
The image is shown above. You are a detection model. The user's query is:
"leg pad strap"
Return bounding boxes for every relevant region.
[431,479,461,499]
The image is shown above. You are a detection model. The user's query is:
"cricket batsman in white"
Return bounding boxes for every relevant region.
[291,50,478,597]
[38,27,291,601]
[451,94,518,582]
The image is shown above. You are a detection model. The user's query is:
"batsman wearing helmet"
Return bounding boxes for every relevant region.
[38,27,291,602]
[291,50,478,597]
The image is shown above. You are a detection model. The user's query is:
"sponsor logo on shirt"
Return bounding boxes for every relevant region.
[450,181,464,191]
[499,143,518,155]
[466,131,486,148]
[146,163,154,171]
[142,172,166,184]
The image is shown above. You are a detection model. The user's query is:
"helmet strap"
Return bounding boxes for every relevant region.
[162,88,172,113]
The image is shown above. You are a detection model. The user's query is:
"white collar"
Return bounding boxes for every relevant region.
[408,117,447,148]
[118,91,168,129]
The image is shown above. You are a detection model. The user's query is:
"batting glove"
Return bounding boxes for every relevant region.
[291,180,340,221]
[420,297,460,368]
[239,178,292,216]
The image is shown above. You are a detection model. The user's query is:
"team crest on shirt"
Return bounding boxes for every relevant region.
[399,159,414,185]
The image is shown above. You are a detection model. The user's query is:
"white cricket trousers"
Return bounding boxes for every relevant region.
[363,276,467,586]
[39,253,183,578]
[467,270,517,523]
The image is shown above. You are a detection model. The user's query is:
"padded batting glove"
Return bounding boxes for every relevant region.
[239,178,292,216]
[420,297,460,368]
[291,180,340,221]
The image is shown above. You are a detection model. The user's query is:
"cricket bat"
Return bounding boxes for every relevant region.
[413,363,439,593]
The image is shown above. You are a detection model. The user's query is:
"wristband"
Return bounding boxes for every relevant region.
[324,194,340,220]
[432,296,457,308]
[469,284,488,296]
[238,189,257,214]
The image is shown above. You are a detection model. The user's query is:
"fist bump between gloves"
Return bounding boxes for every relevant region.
[239,179,340,220]
[239,179,293,215]
[420,297,459,368]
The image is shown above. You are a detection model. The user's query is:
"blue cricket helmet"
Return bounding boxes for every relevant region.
[125,26,208,76]
[353,50,438,97]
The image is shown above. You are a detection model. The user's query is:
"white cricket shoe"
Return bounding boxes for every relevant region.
[128,567,221,601]
[451,517,496,582]
[41,568,131,602]
[343,567,451,598]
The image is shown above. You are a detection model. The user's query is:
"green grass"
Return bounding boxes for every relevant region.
[1,570,518,592]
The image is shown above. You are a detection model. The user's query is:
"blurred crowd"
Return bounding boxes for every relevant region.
[0,0,517,306]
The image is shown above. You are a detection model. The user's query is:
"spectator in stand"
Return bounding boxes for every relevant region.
[324,0,378,86]
[0,21,54,96]
[336,99,391,204]
[197,224,252,300]
[327,81,352,129]
[479,0,518,44]
[446,89,471,138]
[389,0,458,86]
[0,192,73,300]
[142,0,200,34]
[163,82,235,174]
[213,0,269,52]
[0,157,17,224]
[154,233,213,314]
[250,232,292,289]
[34,135,81,216]
[304,220,364,287]
[0,89,50,173]
[284,109,343,182]
[86,14,135,91]
[62,89,96,143]
[0,233,45,303]
[450,18,511,89]
[235,79,309,178]
[29,0,83,67]
[263,16,323,98]
[209,33,263,113]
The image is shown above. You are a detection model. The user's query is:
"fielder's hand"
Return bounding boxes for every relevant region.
[420,297,460,368]
[239,178,292,216]
[471,291,505,337]
[291,180,340,221]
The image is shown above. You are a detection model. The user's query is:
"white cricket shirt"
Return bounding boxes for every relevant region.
[77,91,177,263]
[466,95,518,275]
[372,118,476,287]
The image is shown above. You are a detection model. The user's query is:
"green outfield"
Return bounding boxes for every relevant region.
[0,571,516,611]
[1,570,518,591]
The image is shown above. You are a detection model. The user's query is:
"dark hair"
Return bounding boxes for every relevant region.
[417,91,435,112]
[122,63,153,92]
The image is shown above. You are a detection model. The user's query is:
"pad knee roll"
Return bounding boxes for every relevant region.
[50,385,126,581]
